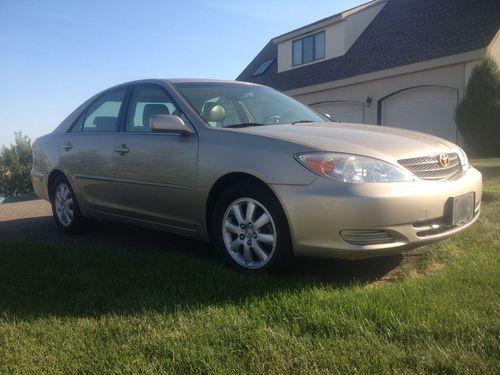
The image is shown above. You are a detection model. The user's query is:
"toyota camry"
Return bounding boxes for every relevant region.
[31,79,482,271]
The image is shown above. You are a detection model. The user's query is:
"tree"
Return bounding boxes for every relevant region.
[455,57,500,157]
[0,132,33,197]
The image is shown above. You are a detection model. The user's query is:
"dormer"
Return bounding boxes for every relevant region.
[274,0,387,73]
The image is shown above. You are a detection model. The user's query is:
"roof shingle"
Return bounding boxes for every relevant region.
[236,0,500,91]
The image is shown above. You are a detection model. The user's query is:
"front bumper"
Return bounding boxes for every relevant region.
[272,167,482,260]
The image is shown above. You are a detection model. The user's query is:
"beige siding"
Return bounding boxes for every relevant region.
[487,30,500,66]
[464,60,481,85]
[288,63,474,143]
[310,101,365,123]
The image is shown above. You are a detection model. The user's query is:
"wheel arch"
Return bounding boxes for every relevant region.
[47,169,67,203]
[205,172,289,242]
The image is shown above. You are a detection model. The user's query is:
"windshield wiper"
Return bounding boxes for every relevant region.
[224,123,267,128]
[291,120,314,125]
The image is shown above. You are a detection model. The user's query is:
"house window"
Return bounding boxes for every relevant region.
[292,31,325,66]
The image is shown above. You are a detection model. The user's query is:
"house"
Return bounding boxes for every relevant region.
[237,0,500,143]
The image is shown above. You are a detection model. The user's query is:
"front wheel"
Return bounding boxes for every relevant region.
[212,183,292,271]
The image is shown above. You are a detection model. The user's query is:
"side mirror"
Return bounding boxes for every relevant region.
[150,115,192,134]
[323,113,332,119]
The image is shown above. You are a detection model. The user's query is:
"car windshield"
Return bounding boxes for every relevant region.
[174,82,330,128]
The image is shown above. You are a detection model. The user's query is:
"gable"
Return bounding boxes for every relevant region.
[237,0,500,91]
[276,0,386,73]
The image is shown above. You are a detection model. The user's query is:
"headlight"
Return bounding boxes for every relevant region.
[456,146,470,170]
[296,152,414,183]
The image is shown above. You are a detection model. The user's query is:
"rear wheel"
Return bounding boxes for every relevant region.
[212,183,292,271]
[50,175,86,234]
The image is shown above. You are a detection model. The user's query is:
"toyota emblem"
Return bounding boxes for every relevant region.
[438,153,449,167]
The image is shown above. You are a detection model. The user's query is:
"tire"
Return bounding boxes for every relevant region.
[50,175,86,234]
[212,183,292,271]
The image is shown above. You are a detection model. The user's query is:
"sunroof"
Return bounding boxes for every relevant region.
[252,59,275,77]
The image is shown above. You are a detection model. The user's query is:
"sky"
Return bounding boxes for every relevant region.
[0,0,366,147]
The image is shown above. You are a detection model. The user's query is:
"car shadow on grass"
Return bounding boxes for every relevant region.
[0,216,403,320]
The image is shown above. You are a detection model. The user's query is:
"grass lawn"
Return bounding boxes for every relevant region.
[0,159,499,374]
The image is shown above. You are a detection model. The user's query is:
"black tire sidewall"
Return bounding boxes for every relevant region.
[212,183,292,271]
[50,175,85,234]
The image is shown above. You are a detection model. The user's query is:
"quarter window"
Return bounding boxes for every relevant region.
[82,89,127,132]
[292,31,325,66]
[69,114,85,133]
[126,86,181,132]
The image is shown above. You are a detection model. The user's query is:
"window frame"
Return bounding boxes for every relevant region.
[68,112,85,133]
[67,87,129,134]
[292,31,326,67]
[123,84,185,133]
[82,88,128,133]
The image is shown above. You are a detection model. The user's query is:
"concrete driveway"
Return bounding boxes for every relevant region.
[0,199,421,283]
[0,199,212,255]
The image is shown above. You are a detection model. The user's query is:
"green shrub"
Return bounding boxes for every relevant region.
[455,57,500,157]
[0,132,33,197]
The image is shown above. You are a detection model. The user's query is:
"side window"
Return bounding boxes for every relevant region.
[82,89,127,132]
[126,85,181,132]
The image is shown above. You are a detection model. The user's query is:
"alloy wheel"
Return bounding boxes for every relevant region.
[55,183,74,227]
[222,197,277,269]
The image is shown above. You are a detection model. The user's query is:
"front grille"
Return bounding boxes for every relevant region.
[340,230,395,245]
[398,153,462,180]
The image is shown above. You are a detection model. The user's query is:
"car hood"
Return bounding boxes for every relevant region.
[230,122,459,163]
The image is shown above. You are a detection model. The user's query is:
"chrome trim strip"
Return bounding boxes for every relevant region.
[113,177,192,191]
[73,174,192,191]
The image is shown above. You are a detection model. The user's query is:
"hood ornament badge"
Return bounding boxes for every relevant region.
[438,153,450,167]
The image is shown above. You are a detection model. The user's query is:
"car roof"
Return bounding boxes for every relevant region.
[109,78,262,87]
[103,78,259,86]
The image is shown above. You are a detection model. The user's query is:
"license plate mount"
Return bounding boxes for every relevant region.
[450,192,475,226]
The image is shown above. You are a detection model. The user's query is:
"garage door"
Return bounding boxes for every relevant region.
[381,86,458,142]
[310,101,364,123]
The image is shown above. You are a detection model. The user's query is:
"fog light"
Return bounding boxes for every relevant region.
[340,230,395,245]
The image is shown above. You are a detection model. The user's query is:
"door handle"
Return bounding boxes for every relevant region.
[115,144,130,155]
[61,142,73,151]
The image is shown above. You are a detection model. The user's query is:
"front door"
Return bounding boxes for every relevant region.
[113,84,199,232]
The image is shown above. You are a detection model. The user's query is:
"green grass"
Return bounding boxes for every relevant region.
[1,160,499,374]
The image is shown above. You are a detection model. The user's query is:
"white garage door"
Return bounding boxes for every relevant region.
[310,101,364,123]
[381,86,458,142]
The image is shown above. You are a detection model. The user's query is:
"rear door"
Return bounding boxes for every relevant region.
[113,84,199,232]
[60,88,127,211]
